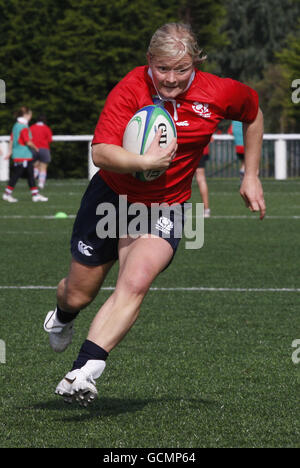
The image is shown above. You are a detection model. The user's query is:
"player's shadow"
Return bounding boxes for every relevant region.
[31,396,217,422]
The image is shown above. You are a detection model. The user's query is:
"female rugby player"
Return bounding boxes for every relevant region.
[44,23,266,406]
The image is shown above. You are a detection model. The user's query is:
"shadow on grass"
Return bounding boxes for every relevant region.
[21,395,217,422]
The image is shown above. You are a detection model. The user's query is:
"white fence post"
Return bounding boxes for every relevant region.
[0,141,9,181]
[274,139,287,180]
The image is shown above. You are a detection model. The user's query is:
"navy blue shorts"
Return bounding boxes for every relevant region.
[70,174,184,266]
[198,154,209,168]
[33,148,51,163]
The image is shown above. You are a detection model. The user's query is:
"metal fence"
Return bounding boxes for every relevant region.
[207,134,300,178]
[1,134,300,180]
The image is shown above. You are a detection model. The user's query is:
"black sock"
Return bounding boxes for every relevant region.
[71,339,109,371]
[56,304,80,324]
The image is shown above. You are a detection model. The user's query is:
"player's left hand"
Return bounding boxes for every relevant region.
[240,175,266,220]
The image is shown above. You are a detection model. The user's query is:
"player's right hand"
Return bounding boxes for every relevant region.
[143,129,177,171]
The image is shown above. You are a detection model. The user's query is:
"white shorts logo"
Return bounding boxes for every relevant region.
[192,102,211,118]
[155,216,174,235]
[78,240,93,256]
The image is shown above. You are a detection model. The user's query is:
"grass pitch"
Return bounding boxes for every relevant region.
[0,177,299,448]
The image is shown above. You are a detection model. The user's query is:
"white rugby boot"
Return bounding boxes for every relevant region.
[55,360,106,406]
[2,193,18,203]
[43,309,74,352]
[32,193,48,202]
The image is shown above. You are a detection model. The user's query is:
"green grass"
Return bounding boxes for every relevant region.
[0,177,299,448]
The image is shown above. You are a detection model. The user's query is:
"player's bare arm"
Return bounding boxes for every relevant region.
[92,129,176,173]
[240,108,266,220]
[4,140,13,159]
[26,140,38,153]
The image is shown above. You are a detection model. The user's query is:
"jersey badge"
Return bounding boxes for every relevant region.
[192,102,211,118]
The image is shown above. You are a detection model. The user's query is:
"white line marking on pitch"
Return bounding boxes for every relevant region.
[0,215,76,219]
[0,231,45,234]
[0,214,299,220]
[0,286,299,292]
[204,215,300,219]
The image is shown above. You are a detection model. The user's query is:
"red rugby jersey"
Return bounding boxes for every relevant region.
[30,123,53,149]
[93,66,258,205]
[18,127,31,145]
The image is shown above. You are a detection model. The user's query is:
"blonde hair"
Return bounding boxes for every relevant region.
[148,23,206,64]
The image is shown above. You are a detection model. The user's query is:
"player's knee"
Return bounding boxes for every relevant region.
[120,265,154,298]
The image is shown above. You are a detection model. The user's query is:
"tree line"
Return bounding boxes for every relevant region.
[0,0,299,177]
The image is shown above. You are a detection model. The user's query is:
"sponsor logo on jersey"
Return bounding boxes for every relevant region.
[192,102,211,118]
[78,240,93,256]
[176,121,190,126]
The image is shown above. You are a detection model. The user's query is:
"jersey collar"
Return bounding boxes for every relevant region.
[17,117,28,124]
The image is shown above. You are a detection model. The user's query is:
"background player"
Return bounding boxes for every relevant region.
[228,120,245,182]
[2,106,48,203]
[195,142,212,218]
[30,114,53,189]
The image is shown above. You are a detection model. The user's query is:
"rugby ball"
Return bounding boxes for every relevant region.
[122,105,177,181]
